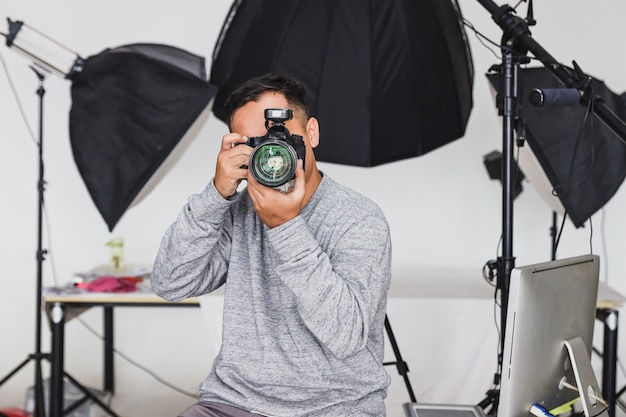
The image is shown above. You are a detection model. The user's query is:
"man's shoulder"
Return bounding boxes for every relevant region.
[319,174,386,218]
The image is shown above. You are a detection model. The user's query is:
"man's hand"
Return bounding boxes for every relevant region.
[214,133,252,198]
[247,160,305,228]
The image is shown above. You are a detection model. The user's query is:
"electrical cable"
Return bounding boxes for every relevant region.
[550,92,596,200]
[589,216,594,254]
[458,14,502,60]
[560,380,608,408]
[551,212,567,259]
[75,316,197,399]
[0,47,38,145]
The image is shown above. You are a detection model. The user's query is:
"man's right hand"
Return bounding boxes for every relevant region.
[214,133,252,198]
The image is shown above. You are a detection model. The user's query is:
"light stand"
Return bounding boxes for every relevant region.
[476,7,528,413]
[0,65,48,417]
[2,17,217,415]
[475,1,626,415]
[0,18,119,417]
[33,66,46,417]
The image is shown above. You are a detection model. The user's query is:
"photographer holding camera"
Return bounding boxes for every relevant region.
[152,73,392,417]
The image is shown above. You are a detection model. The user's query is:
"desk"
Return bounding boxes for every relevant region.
[45,281,622,417]
[44,288,199,417]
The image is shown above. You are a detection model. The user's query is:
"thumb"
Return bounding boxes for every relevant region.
[294,159,305,188]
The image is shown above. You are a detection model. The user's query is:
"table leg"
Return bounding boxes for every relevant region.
[104,306,114,393]
[49,302,65,417]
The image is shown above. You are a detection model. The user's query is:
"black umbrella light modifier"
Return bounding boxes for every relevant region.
[210,0,474,167]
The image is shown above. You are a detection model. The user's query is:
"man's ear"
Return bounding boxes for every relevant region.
[306,117,320,148]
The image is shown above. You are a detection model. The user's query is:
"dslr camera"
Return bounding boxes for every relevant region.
[243,108,306,192]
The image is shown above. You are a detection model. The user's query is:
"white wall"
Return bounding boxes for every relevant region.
[1,0,626,415]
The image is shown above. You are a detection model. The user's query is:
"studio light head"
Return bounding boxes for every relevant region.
[243,108,306,193]
[4,17,84,79]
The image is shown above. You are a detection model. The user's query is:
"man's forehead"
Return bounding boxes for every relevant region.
[259,91,288,105]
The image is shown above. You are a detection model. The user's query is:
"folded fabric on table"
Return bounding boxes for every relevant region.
[86,276,137,293]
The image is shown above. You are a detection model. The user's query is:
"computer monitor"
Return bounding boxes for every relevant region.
[498,254,608,417]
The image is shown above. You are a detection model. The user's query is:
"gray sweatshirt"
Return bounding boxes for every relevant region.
[152,174,392,416]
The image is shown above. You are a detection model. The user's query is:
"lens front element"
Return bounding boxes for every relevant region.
[249,140,298,187]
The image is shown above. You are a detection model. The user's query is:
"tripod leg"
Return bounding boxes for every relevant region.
[63,372,121,417]
[0,353,46,417]
[0,354,49,417]
[384,314,417,403]
[478,389,500,416]
[0,357,32,386]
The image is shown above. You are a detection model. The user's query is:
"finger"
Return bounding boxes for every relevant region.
[222,134,249,151]
[217,145,251,169]
[246,174,264,204]
[247,170,263,193]
[293,159,305,190]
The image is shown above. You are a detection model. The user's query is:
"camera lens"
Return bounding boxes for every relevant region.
[249,140,298,187]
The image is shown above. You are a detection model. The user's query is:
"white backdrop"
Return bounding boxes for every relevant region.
[1,1,626,416]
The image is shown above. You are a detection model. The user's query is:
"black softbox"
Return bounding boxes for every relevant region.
[487,67,626,227]
[210,0,473,167]
[70,44,217,231]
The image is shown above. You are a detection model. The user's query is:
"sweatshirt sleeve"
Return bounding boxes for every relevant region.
[267,209,392,359]
[151,180,237,301]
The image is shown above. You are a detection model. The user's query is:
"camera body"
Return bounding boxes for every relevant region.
[243,108,306,192]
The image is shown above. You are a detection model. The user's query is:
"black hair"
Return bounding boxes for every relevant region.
[223,73,310,127]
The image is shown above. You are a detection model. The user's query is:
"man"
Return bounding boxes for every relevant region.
[152,73,392,417]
